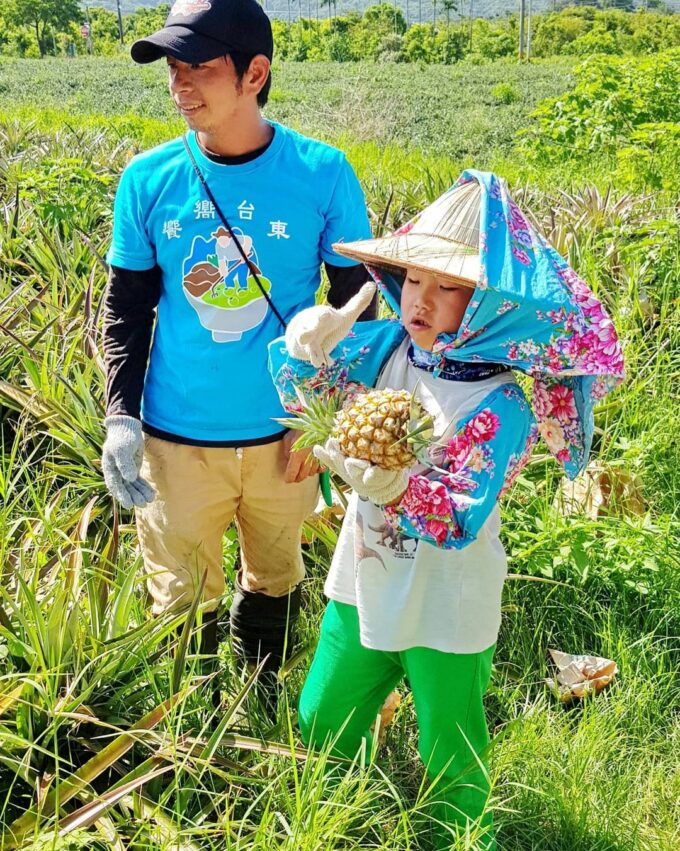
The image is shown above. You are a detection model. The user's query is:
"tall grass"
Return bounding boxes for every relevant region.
[1,58,679,850]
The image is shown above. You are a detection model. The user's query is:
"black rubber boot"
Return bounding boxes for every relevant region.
[229,578,302,722]
[198,610,220,658]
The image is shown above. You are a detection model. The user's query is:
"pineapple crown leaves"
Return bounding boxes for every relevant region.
[274,386,342,451]
[391,385,436,455]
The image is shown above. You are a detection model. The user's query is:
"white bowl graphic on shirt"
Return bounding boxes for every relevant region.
[183,260,271,343]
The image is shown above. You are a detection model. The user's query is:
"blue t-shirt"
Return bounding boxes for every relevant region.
[107,123,371,441]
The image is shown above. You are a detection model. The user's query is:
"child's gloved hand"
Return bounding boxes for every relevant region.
[313,438,408,505]
[102,415,156,509]
[285,282,376,368]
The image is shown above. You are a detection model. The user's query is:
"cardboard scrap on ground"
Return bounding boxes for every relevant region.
[554,461,645,520]
[546,648,618,702]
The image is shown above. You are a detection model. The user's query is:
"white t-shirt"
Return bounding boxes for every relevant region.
[325,339,516,654]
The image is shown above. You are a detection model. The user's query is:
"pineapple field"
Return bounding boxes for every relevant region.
[0,51,679,851]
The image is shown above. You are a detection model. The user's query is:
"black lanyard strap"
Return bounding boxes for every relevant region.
[182,135,288,330]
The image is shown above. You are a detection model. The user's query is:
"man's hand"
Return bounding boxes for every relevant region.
[282,429,323,484]
[285,282,376,367]
[102,415,155,509]
[313,438,408,505]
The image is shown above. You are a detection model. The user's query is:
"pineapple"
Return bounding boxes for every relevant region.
[283,387,434,471]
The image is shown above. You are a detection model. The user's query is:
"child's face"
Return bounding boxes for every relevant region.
[400,267,474,351]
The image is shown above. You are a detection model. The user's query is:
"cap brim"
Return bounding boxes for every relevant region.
[333,234,480,288]
[131,25,233,65]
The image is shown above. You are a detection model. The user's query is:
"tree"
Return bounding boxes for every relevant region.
[127,6,170,43]
[646,0,671,11]
[358,4,406,58]
[442,0,458,26]
[286,0,297,52]
[321,0,338,21]
[436,26,466,62]
[7,0,82,57]
[393,0,401,34]
[403,23,436,61]
[364,3,407,35]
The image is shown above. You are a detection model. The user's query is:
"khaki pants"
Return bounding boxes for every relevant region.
[136,434,319,614]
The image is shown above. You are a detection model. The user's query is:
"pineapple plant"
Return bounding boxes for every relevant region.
[284,386,434,471]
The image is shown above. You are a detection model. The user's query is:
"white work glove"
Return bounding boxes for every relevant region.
[313,438,409,505]
[101,415,155,509]
[285,281,376,368]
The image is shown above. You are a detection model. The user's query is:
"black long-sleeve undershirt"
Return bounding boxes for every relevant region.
[102,261,376,444]
[103,264,161,422]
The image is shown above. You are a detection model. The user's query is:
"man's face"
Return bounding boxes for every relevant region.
[400,266,474,351]
[167,55,243,133]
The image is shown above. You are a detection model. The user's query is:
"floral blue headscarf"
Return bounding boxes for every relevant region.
[368,170,624,480]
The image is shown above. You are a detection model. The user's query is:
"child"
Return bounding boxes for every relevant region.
[269,171,624,849]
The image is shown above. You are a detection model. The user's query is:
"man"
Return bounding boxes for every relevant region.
[101,0,374,711]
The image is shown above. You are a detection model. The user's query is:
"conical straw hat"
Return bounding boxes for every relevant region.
[334,179,481,288]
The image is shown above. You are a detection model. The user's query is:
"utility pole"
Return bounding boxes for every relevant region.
[526,0,532,61]
[518,0,526,61]
[116,0,124,45]
[85,5,93,55]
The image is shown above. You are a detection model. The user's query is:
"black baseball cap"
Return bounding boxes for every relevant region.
[131,0,273,65]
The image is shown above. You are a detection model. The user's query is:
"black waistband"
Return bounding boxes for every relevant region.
[142,423,287,448]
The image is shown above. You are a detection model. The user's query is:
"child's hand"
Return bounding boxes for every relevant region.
[285,282,376,367]
[314,438,408,505]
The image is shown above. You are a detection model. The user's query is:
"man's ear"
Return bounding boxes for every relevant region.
[246,55,270,98]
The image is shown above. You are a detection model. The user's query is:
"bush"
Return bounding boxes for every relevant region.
[520,48,680,193]
[616,122,680,191]
[492,82,520,104]
[571,28,622,56]
[377,33,404,63]
[402,24,437,64]
[327,31,353,62]
[435,28,467,64]
[476,23,515,60]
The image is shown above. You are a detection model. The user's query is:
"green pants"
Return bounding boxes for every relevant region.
[299,601,496,850]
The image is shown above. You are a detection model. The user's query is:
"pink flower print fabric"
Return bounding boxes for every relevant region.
[384,384,537,550]
[363,171,624,480]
